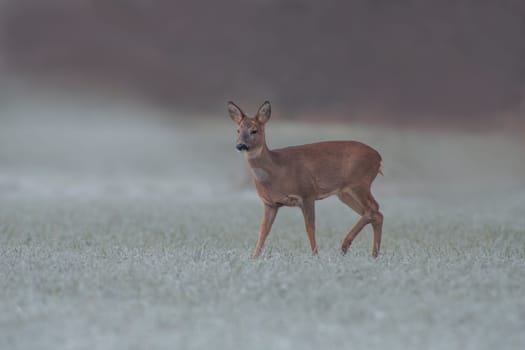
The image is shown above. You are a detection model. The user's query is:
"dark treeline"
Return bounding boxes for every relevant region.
[3,0,525,125]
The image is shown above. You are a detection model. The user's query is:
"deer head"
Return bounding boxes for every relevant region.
[227,101,271,157]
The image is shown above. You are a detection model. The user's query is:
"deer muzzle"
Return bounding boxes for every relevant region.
[236,143,249,151]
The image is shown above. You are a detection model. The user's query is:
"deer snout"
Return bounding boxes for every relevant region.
[236,143,249,152]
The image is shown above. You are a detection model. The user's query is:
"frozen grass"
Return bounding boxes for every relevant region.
[1,98,524,349]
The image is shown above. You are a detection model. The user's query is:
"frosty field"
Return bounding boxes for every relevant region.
[1,99,524,349]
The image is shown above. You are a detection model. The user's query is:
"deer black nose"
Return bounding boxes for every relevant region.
[236,143,249,151]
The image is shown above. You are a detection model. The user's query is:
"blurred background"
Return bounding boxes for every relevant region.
[0,0,524,198]
[2,0,525,126]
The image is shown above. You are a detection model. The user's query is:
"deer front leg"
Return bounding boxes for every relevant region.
[252,204,278,258]
[301,199,318,255]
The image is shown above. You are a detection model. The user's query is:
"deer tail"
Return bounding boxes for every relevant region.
[378,160,384,176]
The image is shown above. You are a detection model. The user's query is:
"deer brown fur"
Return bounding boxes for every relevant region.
[228,101,383,258]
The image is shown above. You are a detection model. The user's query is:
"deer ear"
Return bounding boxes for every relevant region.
[256,101,271,124]
[227,101,245,123]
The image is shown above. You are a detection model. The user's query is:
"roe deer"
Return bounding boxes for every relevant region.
[228,101,383,258]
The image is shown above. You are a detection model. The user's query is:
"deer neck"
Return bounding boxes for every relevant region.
[245,143,275,179]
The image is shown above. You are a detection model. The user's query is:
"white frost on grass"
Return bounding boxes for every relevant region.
[0,98,524,350]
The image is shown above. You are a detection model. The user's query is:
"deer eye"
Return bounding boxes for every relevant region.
[250,129,258,135]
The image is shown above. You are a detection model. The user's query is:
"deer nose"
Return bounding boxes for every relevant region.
[236,143,249,151]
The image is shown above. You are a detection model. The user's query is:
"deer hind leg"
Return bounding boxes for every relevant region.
[338,191,370,254]
[370,202,383,258]
[339,187,383,257]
